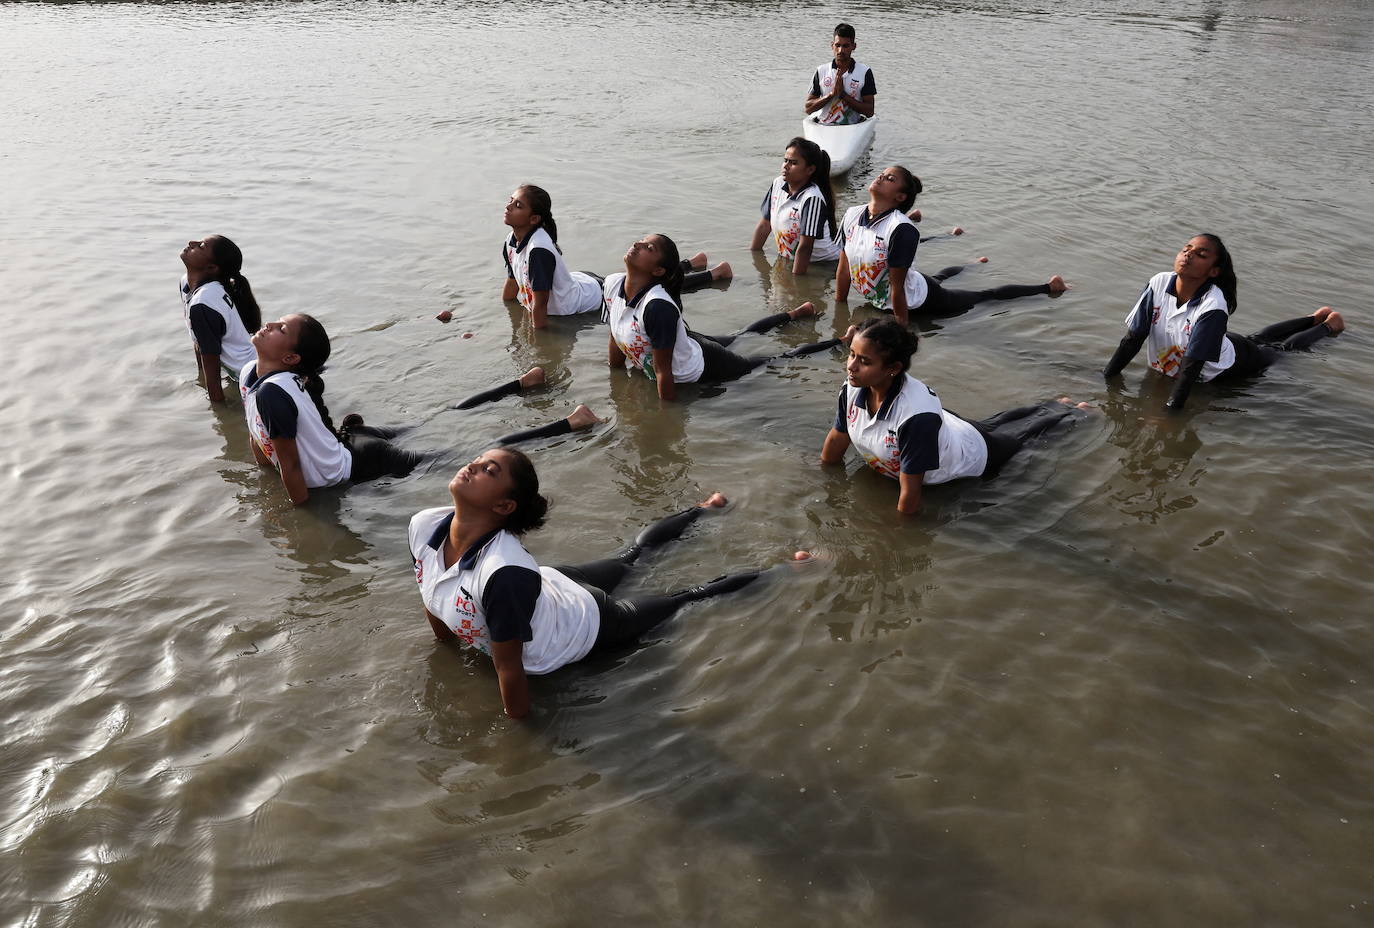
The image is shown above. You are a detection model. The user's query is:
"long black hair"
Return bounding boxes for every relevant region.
[786,137,836,237]
[499,448,548,535]
[517,184,561,253]
[650,233,685,308]
[206,235,262,333]
[287,314,337,436]
[1195,232,1238,313]
[855,317,920,372]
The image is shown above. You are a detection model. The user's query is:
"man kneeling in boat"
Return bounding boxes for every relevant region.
[804,22,875,126]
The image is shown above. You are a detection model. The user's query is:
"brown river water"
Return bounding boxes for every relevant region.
[2,1,1373,925]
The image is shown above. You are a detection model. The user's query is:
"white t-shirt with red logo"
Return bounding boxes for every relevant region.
[408,508,599,675]
[603,272,706,384]
[840,204,928,312]
[761,177,841,262]
[810,60,876,126]
[834,373,987,484]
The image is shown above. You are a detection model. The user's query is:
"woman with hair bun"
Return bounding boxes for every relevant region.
[409,452,782,718]
[750,137,841,275]
[822,318,1087,514]
[837,166,1067,325]
[179,235,262,402]
[1102,233,1347,411]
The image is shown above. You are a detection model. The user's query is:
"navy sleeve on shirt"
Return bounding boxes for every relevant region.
[1125,286,1154,337]
[861,70,876,96]
[527,247,557,292]
[810,72,822,96]
[885,223,919,270]
[760,185,774,220]
[642,299,681,351]
[256,382,299,439]
[897,412,943,474]
[483,565,542,644]
[188,304,227,355]
[501,242,514,279]
[1184,309,1230,362]
[834,388,850,433]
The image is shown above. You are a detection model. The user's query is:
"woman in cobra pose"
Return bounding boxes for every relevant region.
[1102,233,1346,410]
[821,319,1086,514]
[837,166,1067,325]
[179,235,262,403]
[606,233,841,401]
[498,184,730,328]
[410,449,800,717]
[242,314,597,504]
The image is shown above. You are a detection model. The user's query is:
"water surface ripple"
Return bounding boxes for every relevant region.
[2,1,1373,925]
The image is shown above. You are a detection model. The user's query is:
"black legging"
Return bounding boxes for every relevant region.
[689,311,842,381]
[918,264,1053,317]
[550,505,762,653]
[966,402,1079,476]
[343,424,426,482]
[1223,315,1337,378]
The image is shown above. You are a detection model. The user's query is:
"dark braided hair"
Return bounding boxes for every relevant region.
[206,235,262,333]
[855,317,920,372]
[498,448,548,535]
[287,314,337,437]
[1194,232,1238,314]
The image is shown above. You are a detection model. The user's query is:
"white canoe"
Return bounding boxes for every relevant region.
[801,114,878,176]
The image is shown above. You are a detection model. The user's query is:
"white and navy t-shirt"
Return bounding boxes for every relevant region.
[239,361,352,488]
[761,177,841,262]
[603,272,706,384]
[1126,273,1235,381]
[408,508,599,674]
[834,373,988,484]
[180,275,255,373]
[810,59,876,125]
[502,227,603,316]
[840,204,927,312]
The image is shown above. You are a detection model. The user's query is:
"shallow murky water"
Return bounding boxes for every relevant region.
[3,1,1373,924]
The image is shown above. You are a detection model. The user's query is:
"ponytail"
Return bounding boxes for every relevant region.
[302,372,337,437]
[652,233,685,308]
[207,235,262,332]
[1196,232,1238,314]
[518,184,562,254]
[786,137,836,238]
[224,273,262,333]
[290,314,337,437]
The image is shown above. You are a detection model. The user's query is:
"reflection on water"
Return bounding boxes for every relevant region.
[5,0,1374,924]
